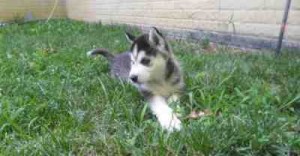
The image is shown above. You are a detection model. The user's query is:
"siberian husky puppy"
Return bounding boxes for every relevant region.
[87,27,184,132]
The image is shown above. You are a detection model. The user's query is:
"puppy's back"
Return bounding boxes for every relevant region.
[111,52,131,80]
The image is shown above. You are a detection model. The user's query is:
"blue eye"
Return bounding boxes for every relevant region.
[141,58,151,66]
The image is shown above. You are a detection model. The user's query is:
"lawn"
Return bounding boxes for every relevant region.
[0,20,299,155]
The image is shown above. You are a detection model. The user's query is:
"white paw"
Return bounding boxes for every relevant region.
[86,50,93,57]
[168,95,179,104]
[149,96,182,132]
[158,113,181,132]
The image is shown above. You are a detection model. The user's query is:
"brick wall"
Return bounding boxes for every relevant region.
[1,0,299,49]
[66,0,300,46]
[0,0,66,22]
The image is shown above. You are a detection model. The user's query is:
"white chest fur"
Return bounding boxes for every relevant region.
[141,81,179,97]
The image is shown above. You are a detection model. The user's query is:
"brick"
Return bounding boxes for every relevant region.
[239,23,280,37]
[99,15,190,29]
[174,0,218,10]
[276,10,300,25]
[193,20,229,32]
[264,0,285,10]
[96,9,192,20]
[147,10,190,19]
[0,0,66,21]
[241,0,264,10]
[220,0,264,10]
[66,0,87,19]
[1,0,299,45]
[265,0,299,10]
[286,25,300,41]
[291,0,300,10]
[93,1,176,10]
[220,0,241,9]
[234,10,277,24]
[218,10,235,22]
[288,11,300,25]
[189,10,219,21]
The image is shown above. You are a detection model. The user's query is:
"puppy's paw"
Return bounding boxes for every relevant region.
[158,113,182,132]
[86,50,93,57]
[168,95,180,104]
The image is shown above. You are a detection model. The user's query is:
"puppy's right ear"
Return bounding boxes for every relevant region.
[125,32,135,43]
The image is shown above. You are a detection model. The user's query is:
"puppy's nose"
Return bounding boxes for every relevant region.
[130,75,138,83]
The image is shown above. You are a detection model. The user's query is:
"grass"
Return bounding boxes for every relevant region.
[0,20,299,155]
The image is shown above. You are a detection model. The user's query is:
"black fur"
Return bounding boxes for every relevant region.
[171,76,181,85]
[152,27,163,37]
[151,27,164,46]
[165,58,175,80]
[125,32,136,42]
[140,90,153,100]
[128,27,170,57]
[88,48,114,61]
[165,43,170,52]
[152,33,160,46]
[130,34,157,57]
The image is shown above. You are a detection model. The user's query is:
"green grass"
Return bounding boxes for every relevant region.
[0,20,299,155]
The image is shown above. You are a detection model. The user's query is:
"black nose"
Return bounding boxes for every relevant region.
[130,75,138,83]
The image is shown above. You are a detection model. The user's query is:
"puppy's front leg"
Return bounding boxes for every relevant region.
[148,95,181,132]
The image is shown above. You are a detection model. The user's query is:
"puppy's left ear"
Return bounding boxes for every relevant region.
[149,27,170,54]
[125,32,135,43]
[149,27,165,46]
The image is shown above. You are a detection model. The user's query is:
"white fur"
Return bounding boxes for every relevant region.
[140,82,180,98]
[129,46,166,84]
[168,94,180,104]
[127,28,184,132]
[129,50,151,83]
[149,96,181,132]
[129,42,183,132]
[86,50,93,56]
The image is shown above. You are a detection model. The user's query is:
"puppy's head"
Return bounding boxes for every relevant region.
[125,27,172,84]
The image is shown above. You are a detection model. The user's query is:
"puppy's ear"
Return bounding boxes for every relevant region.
[149,27,164,46]
[125,32,135,43]
[149,27,170,54]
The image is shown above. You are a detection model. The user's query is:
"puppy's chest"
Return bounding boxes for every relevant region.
[142,82,178,97]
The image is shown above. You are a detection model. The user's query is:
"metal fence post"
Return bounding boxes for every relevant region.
[275,0,292,55]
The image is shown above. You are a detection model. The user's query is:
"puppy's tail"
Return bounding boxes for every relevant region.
[87,48,114,61]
